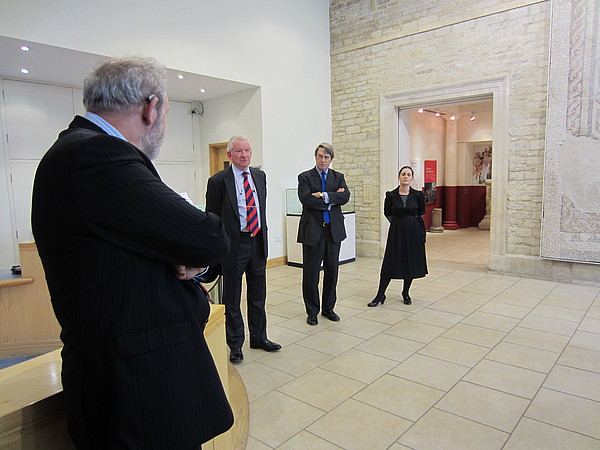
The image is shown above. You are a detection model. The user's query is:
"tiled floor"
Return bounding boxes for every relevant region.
[234,228,600,449]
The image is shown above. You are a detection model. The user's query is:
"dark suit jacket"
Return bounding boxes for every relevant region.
[31,116,233,449]
[297,167,350,245]
[205,166,268,266]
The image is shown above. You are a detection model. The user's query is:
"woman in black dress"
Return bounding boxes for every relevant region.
[368,166,427,306]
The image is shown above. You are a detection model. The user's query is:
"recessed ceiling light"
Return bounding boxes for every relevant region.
[20,46,30,52]
[177,74,184,79]
[200,88,206,93]
[21,68,29,74]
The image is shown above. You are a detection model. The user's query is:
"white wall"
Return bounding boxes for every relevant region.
[0,0,332,261]
[409,111,446,186]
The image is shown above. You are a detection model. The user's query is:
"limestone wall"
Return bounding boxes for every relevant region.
[329,0,600,283]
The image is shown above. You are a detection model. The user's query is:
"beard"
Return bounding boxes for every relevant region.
[140,117,165,161]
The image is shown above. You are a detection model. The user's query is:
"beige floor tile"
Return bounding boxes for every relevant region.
[519,314,579,336]
[408,308,465,328]
[442,323,506,348]
[541,295,595,310]
[389,353,470,391]
[461,311,520,332]
[419,281,463,294]
[354,374,444,421]
[525,388,600,439]
[276,315,336,336]
[307,399,412,449]
[356,333,424,362]
[544,364,600,401]
[436,381,530,432]
[262,324,307,348]
[503,326,570,353]
[442,290,494,305]
[530,304,586,322]
[278,431,343,449]
[580,317,600,333]
[398,408,509,450]
[477,301,532,319]
[504,285,550,299]
[586,305,600,319]
[257,343,331,377]
[427,298,481,315]
[248,391,324,447]
[493,292,542,308]
[268,276,301,288]
[570,330,600,352]
[245,435,272,449]
[486,342,559,373]
[266,290,301,305]
[320,348,398,384]
[464,359,546,399]
[237,361,294,402]
[296,329,363,357]
[384,319,446,343]
[268,301,307,319]
[355,307,412,325]
[418,337,489,367]
[504,417,600,449]
[558,345,600,373]
[328,316,390,340]
[406,287,448,302]
[277,367,365,411]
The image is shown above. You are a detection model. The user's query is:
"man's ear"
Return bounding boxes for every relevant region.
[142,95,159,126]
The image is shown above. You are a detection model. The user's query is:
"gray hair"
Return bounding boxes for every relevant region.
[227,135,250,151]
[83,56,168,114]
[315,142,334,159]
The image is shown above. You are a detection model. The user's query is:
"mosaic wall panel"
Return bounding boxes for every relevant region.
[541,0,600,263]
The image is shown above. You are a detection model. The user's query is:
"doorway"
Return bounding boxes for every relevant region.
[209,142,230,176]
[380,78,510,272]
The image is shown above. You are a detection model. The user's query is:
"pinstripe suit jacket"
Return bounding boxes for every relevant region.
[31,116,234,449]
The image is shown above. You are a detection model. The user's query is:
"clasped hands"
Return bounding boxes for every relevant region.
[173,264,207,280]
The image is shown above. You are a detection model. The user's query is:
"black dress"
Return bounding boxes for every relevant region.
[380,187,428,279]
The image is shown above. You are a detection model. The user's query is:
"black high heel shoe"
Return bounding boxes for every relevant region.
[367,295,386,307]
[402,294,412,305]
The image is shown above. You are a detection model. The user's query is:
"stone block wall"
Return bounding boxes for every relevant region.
[328,0,585,281]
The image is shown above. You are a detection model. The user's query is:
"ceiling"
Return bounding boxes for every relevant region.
[0,35,257,103]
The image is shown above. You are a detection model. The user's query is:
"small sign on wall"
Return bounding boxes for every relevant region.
[424,160,437,203]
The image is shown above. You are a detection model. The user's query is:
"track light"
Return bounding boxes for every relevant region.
[470,113,476,121]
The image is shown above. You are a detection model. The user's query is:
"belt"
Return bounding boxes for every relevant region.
[240,231,257,238]
[322,222,330,227]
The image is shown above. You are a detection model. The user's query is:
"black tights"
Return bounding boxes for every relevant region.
[375,277,413,298]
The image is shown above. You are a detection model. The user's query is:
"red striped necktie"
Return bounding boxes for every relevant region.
[242,171,260,236]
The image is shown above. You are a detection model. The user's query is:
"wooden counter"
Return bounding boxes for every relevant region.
[0,242,61,358]
[0,304,233,449]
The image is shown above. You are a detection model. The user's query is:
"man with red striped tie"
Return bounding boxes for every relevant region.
[206,135,281,362]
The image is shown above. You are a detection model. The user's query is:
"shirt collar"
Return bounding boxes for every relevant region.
[84,112,127,141]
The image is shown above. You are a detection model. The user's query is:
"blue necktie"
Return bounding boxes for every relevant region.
[321,171,330,223]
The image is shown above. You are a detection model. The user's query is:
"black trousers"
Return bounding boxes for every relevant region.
[301,225,341,316]
[221,232,267,349]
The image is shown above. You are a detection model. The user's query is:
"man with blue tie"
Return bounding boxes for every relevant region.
[297,142,351,326]
[206,135,281,362]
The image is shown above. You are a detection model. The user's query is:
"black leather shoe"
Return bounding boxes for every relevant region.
[250,339,282,352]
[322,310,340,322]
[403,294,412,305]
[307,315,318,326]
[367,295,386,307]
[229,348,243,363]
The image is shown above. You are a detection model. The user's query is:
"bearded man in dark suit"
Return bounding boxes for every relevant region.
[31,57,233,449]
[205,135,281,363]
[297,142,350,326]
